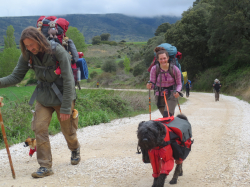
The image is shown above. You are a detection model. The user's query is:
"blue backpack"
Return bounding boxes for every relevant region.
[76,58,88,80]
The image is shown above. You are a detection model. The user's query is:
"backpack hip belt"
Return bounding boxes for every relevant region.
[155,85,174,93]
[29,78,63,106]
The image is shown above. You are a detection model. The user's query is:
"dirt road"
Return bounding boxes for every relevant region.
[0,92,250,187]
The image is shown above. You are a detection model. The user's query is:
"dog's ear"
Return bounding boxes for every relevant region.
[177,114,188,121]
[138,121,145,129]
[155,121,166,136]
[31,138,35,142]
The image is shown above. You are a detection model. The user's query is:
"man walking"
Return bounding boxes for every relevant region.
[213,79,222,101]
[185,80,191,98]
[0,27,81,178]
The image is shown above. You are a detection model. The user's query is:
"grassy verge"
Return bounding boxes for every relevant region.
[126,42,147,46]
[0,87,188,149]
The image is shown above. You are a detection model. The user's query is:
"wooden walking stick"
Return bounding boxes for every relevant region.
[0,97,16,179]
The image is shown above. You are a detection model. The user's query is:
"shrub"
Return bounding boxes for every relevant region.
[90,71,98,79]
[118,60,124,68]
[92,36,101,45]
[97,72,114,86]
[133,63,145,77]
[132,53,141,62]
[101,59,117,73]
[95,64,101,68]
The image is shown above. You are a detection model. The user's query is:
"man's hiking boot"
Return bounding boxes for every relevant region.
[31,167,54,178]
[71,147,81,165]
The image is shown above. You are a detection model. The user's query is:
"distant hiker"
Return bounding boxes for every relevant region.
[96,81,99,88]
[0,27,81,178]
[213,79,222,101]
[146,47,182,117]
[185,80,192,98]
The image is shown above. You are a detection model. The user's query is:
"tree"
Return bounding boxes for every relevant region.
[66,26,87,53]
[4,25,16,49]
[193,0,202,7]
[154,22,172,36]
[118,60,124,69]
[0,48,21,78]
[123,56,131,74]
[101,59,117,73]
[142,35,165,67]
[165,2,212,79]
[207,0,250,72]
[92,36,101,45]
[100,33,111,41]
[133,63,145,77]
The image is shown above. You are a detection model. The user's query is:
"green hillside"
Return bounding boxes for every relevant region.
[0,13,180,45]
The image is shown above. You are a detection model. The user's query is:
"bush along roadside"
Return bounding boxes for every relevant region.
[0,87,162,148]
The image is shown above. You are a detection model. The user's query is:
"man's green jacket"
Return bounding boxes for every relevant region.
[0,43,76,114]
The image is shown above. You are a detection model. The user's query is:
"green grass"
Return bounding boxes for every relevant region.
[88,67,103,75]
[126,42,147,46]
[2,87,187,149]
[0,86,36,108]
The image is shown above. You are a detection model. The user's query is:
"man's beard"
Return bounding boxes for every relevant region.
[31,46,41,55]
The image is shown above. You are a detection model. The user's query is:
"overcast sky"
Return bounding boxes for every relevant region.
[0,0,194,18]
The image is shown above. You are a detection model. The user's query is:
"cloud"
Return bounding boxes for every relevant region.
[0,0,194,17]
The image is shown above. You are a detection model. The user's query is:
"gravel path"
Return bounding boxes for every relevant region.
[0,92,250,187]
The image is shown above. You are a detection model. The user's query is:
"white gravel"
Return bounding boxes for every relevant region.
[0,92,250,187]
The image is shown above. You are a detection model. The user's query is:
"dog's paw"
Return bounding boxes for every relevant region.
[169,178,177,184]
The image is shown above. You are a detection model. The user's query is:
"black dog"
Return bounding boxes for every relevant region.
[137,114,188,187]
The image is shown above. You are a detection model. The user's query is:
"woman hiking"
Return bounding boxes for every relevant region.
[146,47,182,117]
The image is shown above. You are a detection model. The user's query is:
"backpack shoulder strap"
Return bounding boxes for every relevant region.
[169,63,175,79]
[50,40,58,62]
[155,63,160,85]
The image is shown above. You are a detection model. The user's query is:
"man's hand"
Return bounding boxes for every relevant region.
[60,113,70,121]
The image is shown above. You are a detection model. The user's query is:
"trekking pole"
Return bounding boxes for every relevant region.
[177,99,182,114]
[175,91,183,114]
[0,97,16,179]
[148,81,151,120]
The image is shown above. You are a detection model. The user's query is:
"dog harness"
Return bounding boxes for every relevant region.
[29,146,36,157]
[148,125,174,178]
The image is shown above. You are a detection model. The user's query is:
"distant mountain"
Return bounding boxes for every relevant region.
[0,13,180,44]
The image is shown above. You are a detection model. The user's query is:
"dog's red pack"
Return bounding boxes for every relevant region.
[154,116,193,161]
